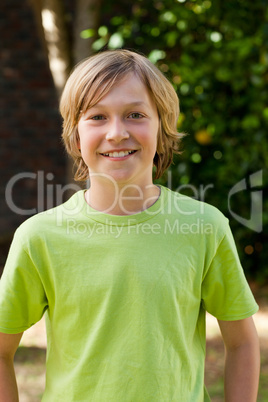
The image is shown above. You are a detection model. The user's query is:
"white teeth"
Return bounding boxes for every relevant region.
[102,150,135,158]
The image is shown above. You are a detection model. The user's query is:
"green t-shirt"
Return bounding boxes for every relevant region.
[0,186,258,401]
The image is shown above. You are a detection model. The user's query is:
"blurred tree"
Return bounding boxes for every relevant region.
[30,0,102,94]
[29,0,102,185]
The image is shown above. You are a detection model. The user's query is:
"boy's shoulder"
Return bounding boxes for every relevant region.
[162,186,230,242]
[163,186,228,224]
[14,190,85,240]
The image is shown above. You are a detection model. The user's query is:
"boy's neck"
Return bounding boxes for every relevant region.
[84,182,160,216]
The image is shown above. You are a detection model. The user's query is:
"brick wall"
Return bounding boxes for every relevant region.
[0,0,67,267]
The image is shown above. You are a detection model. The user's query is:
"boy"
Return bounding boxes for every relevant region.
[0,49,260,401]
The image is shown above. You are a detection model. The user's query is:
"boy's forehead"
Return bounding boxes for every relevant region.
[83,72,154,110]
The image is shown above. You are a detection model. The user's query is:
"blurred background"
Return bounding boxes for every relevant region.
[1,0,268,400]
[1,0,267,280]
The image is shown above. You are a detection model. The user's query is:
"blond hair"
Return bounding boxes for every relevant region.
[60,49,183,181]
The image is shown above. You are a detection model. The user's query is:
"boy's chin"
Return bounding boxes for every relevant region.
[89,170,152,189]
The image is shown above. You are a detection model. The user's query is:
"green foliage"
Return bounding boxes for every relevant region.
[87,0,268,281]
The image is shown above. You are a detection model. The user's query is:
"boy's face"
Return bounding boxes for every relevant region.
[77,73,159,189]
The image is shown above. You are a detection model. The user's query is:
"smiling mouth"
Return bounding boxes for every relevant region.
[100,150,137,158]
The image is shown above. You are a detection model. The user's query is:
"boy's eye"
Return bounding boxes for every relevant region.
[91,115,105,120]
[129,113,143,119]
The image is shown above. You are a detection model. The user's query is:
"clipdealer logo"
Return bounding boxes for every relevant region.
[4,170,264,233]
[228,170,263,233]
[65,217,213,238]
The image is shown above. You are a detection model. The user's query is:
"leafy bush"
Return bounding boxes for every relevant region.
[88,0,268,281]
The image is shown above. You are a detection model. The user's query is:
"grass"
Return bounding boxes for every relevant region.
[14,347,46,402]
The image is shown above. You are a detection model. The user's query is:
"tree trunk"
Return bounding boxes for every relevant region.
[40,0,73,96]
[30,0,102,188]
[73,0,102,63]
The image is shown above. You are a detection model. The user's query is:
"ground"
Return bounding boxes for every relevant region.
[14,285,268,401]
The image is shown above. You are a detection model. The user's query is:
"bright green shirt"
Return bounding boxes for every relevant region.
[0,186,258,401]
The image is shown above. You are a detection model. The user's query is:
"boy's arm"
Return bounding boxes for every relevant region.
[0,332,23,402]
[217,316,260,402]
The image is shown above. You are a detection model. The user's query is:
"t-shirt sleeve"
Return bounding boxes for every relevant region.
[201,220,258,320]
[0,230,48,334]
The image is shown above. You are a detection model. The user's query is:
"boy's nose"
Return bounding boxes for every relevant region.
[105,118,129,142]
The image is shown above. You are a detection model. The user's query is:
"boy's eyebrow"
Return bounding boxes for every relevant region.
[90,101,148,108]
